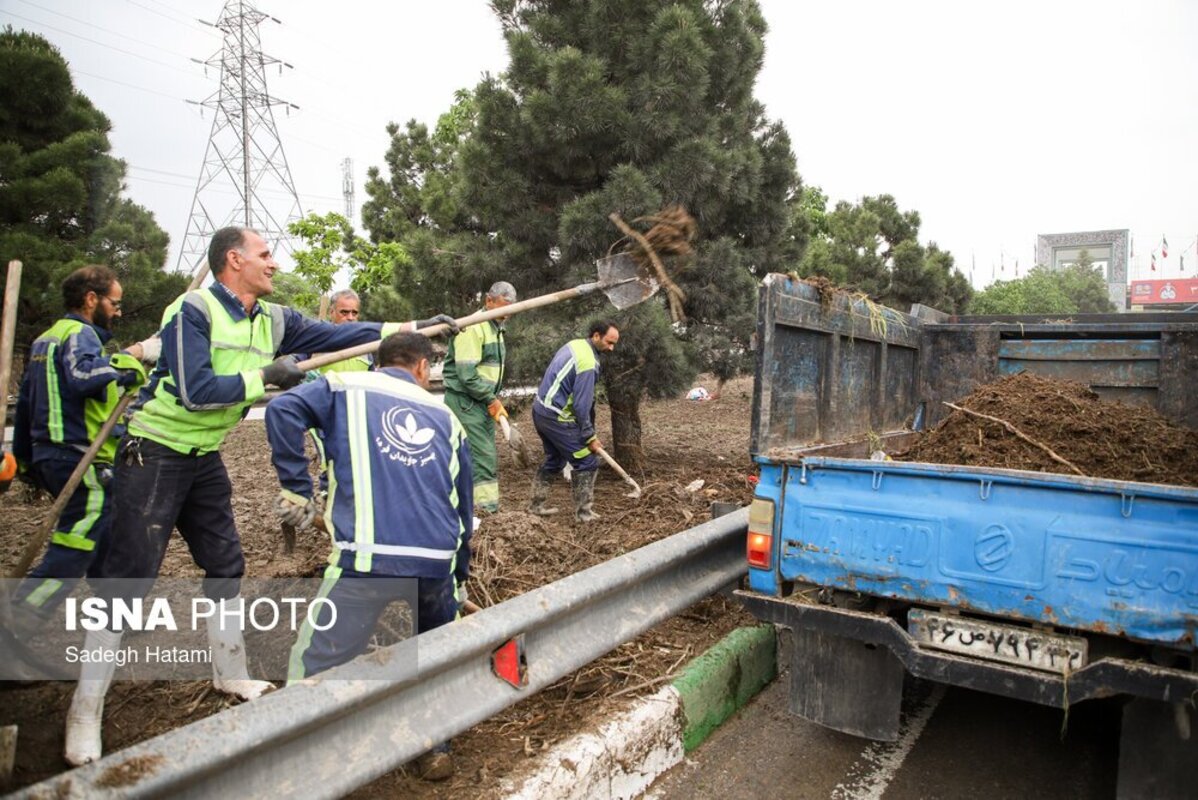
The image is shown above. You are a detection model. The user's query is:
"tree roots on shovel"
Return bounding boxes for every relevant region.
[608,205,696,323]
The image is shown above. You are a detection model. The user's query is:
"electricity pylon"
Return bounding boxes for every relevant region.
[177,1,303,276]
[341,157,355,222]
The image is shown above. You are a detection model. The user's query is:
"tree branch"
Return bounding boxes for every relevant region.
[942,402,1086,477]
[608,212,687,323]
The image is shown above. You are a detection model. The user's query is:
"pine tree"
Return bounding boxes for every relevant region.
[364,1,802,469]
[0,28,185,347]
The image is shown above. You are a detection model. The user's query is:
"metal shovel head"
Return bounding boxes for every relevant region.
[506,421,533,468]
[596,253,658,310]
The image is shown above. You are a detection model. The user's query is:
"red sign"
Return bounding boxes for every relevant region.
[1129,279,1198,305]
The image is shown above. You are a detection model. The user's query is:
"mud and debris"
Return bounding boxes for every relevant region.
[0,377,756,795]
[897,372,1198,486]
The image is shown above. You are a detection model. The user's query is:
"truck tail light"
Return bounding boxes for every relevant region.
[747,497,776,569]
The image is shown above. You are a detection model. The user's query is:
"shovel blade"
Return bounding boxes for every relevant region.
[506,421,533,468]
[596,253,658,310]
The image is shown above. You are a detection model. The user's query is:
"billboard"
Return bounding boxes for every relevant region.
[1129,279,1198,305]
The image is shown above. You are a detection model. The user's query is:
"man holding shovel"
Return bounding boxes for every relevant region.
[61,226,457,767]
[530,321,619,522]
[9,265,159,622]
[442,281,515,513]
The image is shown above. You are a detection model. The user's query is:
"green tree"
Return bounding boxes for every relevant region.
[287,211,418,317]
[970,261,1115,315]
[797,192,971,313]
[0,28,185,346]
[364,0,802,469]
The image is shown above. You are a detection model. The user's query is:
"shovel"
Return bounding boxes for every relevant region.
[295,252,657,373]
[594,446,642,500]
[498,416,533,467]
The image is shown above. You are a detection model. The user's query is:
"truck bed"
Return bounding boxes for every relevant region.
[749,456,1198,648]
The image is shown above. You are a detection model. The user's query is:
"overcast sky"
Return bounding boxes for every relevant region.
[3,0,1195,289]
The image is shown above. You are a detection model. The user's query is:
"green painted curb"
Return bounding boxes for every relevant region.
[673,624,777,752]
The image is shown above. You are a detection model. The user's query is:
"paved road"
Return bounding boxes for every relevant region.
[648,674,1120,800]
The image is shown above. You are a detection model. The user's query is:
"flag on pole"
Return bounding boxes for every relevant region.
[1181,254,1186,272]
[1162,236,1169,258]
[1151,252,1157,272]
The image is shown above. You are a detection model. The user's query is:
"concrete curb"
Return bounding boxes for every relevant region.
[503,624,777,799]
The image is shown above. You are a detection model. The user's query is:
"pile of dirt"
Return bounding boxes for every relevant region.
[897,371,1198,486]
[0,376,758,794]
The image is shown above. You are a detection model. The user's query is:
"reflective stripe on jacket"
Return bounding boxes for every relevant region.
[533,338,599,440]
[265,368,474,582]
[129,283,404,454]
[13,315,140,465]
[442,318,505,403]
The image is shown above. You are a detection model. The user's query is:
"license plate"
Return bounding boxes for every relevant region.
[908,609,1087,674]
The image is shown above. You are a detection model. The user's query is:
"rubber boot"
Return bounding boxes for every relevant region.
[528,470,560,517]
[573,469,600,523]
[64,628,122,766]
[208,619,274,701]
[415,747,454,781]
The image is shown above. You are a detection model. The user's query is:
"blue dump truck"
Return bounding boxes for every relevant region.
[737,275,1198,798]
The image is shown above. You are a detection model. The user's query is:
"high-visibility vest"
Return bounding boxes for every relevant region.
[25,318,143,464]
[128,289,284,454]
[535,338,596,423]
[443,318,505,400]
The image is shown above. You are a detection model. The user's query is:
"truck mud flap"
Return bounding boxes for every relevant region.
[736,591,1198,709]
[1117,698,1198,800]
[789,626,904,740]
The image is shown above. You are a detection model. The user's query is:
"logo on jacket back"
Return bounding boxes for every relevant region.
[377,407,438,466]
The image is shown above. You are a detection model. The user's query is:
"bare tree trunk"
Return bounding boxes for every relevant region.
[607,387,645,472]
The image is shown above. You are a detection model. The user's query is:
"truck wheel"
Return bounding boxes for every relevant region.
[1116,697,1196,799]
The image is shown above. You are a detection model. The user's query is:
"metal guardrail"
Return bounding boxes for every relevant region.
[18,508,748,799]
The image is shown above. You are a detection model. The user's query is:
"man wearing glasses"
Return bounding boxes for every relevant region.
[318,289,373,373]
[10,265,160,621]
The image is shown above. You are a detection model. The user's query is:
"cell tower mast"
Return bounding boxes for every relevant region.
[177,1,303,275]
[341,157,355,222]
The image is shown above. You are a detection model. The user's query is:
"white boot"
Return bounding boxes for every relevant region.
[207,619,274,701]
[64,628,122,766]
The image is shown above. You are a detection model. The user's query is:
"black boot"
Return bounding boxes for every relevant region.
[528,470,560,516]
[572,469,600,523]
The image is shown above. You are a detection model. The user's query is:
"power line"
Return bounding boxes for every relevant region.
[15,0,195,60]
[0,8,204,79]
[73,69,189,102]
[122,0,219,38]
[126,172,343,205]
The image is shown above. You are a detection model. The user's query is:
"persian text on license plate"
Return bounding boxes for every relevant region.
[908,609,1087,674]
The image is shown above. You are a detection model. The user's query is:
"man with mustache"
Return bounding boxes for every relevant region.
[62,226,457,766]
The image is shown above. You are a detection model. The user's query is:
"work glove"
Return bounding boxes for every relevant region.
[456,581,469,612]
[262,355,305,390]
[414,314,460,335]
[487,398,508,420]
[109,353,148,388]
[587,436,602,453]
[133,335,162,364]
[0,452,15,493]
[274,489,316,531]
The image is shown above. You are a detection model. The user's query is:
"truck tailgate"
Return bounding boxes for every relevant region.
[771,456,1198,648]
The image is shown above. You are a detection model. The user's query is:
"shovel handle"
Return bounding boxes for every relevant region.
[295,282,608,373]
[594,446,641,495]
[0,261,22,440]
[9,392,136,581]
